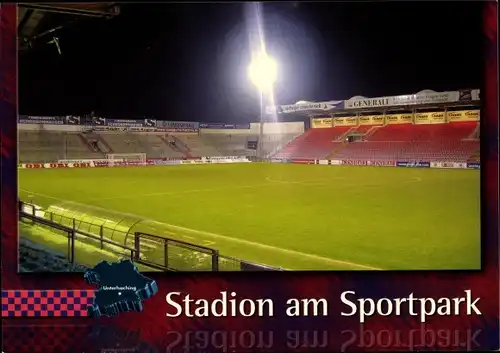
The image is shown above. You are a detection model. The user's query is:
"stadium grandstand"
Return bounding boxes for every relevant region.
[18,87,480,272]
[19,88,480,164]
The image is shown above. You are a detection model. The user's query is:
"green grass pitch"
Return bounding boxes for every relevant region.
[18,163,480,270]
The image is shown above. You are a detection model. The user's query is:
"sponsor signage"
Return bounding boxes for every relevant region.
[65,116,81,125]
[340,160,394,166]
[342,160,368,166]
[358,116,374,125]
[106,119,145,127]
[367,160,396,167]
[157,120,199,132]
[152,160,181,166]
[396,161,431,168]
[385,115,399,124]
[414,113,432,124]
[21,163,45,169]
[400,114,414,123]
[291,159,315,164]
[429,112,446,123]
[199,123,250,129]
[270,158,285,163]
[472,89,480,101]
[333,117,358,126]
[385,114,413,124]
[344,97,391,109]
[390,91,458,107]
[92,117,106,126]
[144,119,157,127]
[446,110,480,122]
[202,156,251,164]
[311,117,333,128]
[431,162,467,169]
[346,117,358,125]
[266,101,344,115]
[358,115,384,125]
[458,89,481,103]
[18,115,65,125]
[128,127,158,132]
[358,116,385,125]
[344,89,480,110]
[59,159,109,163]
[89,126,127,132]
[467,162,480,169]
[20,162,95,168]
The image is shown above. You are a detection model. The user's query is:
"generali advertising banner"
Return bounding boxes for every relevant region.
[344,89,480,110]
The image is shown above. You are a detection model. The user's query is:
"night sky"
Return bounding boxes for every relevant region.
[19,2,484,123]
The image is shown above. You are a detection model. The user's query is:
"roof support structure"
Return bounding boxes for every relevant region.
[18,3,119,52]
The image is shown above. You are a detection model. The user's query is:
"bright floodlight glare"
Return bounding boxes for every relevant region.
[248,53,277,93]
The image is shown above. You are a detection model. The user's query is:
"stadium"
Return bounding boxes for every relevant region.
[18,88,481,272]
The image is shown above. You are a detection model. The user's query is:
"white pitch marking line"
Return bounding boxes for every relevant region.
[18,189,381,270]
[81,181,283,201]
[264,176,345,186]
[265,175,422,187]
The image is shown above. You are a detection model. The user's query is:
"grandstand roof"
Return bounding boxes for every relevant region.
[18,3,119,52]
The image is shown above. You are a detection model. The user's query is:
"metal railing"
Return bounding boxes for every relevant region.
[19,201,284,272]
[20,208,139,269]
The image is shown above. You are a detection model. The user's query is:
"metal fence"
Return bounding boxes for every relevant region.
[20,208,138,269]
[19,201,284,272]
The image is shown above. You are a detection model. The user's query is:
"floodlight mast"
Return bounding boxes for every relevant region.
[248,53,277,159]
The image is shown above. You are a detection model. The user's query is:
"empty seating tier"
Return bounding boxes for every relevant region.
[274,127,351,160]
[274,122,479,162]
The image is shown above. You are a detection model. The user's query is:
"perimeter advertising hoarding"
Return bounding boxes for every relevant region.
[106,119,149,127]
[157,120,200,132]
[65,116,81,125]
[396,161,431,168]
[18,115,65,124]
[200,123,251,129]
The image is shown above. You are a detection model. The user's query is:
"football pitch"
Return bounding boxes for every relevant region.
[19,163,480,271]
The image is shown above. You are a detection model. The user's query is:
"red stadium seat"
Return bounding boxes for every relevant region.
[273,127,351,159]
[274,122,479,162]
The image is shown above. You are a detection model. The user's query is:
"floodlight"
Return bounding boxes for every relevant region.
[247,52,277,93]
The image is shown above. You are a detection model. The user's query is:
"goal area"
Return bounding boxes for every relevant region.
[106,153,147,166]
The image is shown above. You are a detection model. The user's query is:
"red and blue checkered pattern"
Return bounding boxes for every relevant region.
[1,290,95,317]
